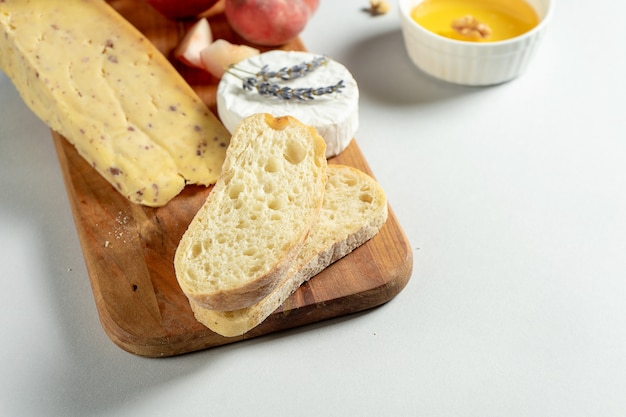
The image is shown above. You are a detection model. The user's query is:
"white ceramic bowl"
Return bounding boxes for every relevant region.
[399,0,553,86]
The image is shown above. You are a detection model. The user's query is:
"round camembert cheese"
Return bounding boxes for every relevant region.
[217,50,359,158]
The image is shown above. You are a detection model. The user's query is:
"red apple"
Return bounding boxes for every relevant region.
[145,0,220,19]
[224,0,320,46]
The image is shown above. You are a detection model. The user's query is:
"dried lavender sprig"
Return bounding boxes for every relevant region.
[257,56,328,81]
[227,56,328,82]
[243,78,345,100]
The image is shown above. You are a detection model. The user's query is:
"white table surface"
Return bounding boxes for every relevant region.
[2,1,625,416]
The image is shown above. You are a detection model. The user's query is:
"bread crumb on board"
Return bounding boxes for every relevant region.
[103,211,131,248]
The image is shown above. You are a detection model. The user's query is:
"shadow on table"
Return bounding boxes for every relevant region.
[341,29,488,106]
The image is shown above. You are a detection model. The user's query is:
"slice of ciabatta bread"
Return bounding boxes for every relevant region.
[174,113,327,311]
[189,164,388,337]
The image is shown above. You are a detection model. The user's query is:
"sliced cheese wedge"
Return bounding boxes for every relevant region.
[0,0,230,206]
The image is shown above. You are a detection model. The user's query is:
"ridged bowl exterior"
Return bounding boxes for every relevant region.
[399,0,553,86]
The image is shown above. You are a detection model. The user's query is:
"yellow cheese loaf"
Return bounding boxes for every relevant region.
[0,0,230,206]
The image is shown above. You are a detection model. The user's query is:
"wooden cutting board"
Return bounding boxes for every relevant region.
[52,0,413,357]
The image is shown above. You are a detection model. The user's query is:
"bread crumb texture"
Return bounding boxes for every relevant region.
[175,113,327,311]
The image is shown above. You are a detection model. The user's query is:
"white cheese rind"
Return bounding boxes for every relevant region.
[0,0,230,207]
[217,51,359,158]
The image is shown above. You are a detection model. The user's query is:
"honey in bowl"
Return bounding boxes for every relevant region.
[410,0,540,42]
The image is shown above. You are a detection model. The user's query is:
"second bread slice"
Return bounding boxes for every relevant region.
[175,113,327,311]
[190,165,389,337]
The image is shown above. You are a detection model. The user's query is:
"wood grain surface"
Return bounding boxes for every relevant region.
[52,0,413,357]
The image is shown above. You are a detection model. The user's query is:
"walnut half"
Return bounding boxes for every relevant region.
[368,0,391,16]
[451,15,492,40]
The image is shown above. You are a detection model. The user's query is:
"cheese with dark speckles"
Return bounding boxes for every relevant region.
[0,0,230,206]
